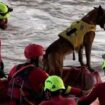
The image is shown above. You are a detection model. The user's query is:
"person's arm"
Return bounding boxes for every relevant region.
[0,60,6,78]
[64,85,83,97]
[78,85,99,105]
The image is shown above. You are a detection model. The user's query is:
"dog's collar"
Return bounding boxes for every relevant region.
[80,20,96,32]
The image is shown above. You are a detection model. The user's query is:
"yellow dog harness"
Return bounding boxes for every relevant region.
[59,20,96,48]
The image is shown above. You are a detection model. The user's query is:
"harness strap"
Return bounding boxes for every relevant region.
[20,88,35,105]
[9,64,36,104]
[20,80,24,104]
[11,64,35,79]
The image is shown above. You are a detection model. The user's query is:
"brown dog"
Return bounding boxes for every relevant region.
[43,6,105,76]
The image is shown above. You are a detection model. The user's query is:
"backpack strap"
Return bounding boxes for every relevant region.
[10,64,35,102]
[11,64,35,79]
[20,88,35,105]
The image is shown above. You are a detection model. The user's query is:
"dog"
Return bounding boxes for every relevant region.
[43,6,105,76]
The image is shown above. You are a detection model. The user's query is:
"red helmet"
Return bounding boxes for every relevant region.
[24,44,44,59]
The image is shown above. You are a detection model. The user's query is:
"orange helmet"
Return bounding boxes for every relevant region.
[24,44,44,59]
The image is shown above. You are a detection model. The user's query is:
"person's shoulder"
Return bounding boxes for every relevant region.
[33,67,48,74]
[32,67,45,73]
[30,67,48,76]
[34,67,44,71]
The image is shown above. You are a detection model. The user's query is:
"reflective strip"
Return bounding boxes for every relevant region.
[65,85,72,94]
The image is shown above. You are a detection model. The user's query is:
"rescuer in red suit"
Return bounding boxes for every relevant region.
[39,75,76,105]
[8,43,83,105]
[78,82,105,105]
[8,44,49,105]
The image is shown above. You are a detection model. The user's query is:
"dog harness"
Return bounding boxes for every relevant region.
[59,20,96,48]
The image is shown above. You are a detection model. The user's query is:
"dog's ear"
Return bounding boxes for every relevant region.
[98,5,104,15]
[98,5,102,9]
[94,5,102,9]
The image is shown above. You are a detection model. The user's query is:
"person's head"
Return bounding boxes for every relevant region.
[0,2,10,19]
[24,43,45,66]
[44,75,65,99]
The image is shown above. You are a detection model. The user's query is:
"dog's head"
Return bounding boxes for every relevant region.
[95,5,105,30]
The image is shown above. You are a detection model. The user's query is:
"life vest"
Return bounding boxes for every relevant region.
[59,20,96,49]
[8,63,38,104]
